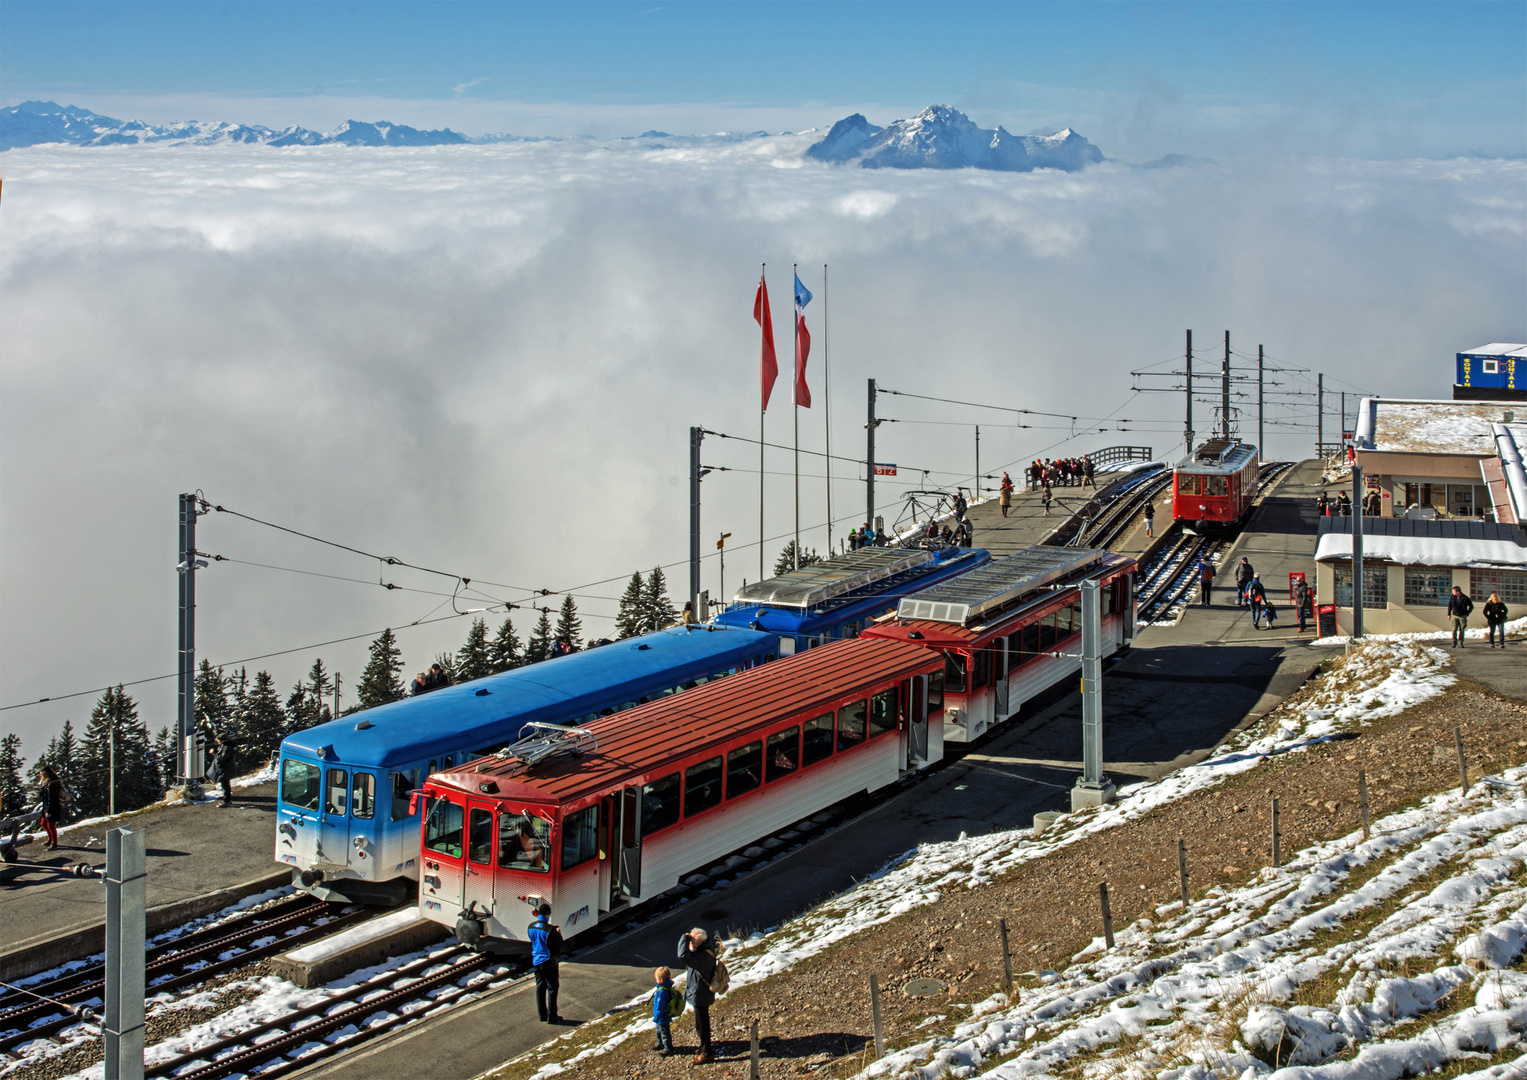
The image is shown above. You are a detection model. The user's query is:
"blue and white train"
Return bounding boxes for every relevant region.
[711,545,991,655]
[274,626,778,904]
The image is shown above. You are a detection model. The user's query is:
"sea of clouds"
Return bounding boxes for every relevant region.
[1,136,1522,753]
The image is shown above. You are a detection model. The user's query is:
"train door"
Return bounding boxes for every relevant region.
[611,786,643,905]
[993,638,1010,720]
[318,767,351,868]
[463,801,497,920]
[906,674,931,769]
[597,795,614,913]
[421,794,467,916]
[1120,575,1136,643]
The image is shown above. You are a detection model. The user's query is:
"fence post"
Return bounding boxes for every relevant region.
[999,918,1015,998]
[1359,771,1371,840]
[103,826,146,1080]
[1455,726,1469,795]
[1177,838,1190,908]
[1271,798,1282,868]
[1099,882,1115,949]
[870,974,885,1060]
[750,1018,760,1080]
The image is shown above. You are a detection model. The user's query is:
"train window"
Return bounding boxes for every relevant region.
[467,808,494,865]
[1054,605,1072,639]
[324,769,349,816]
[837,701,867,751]
[802,713,835,766]
[1007,634,1023,674]
[1205,476,1228,496]
[281,759,321,811]
[1176,474,1200,495]
[352,773,375,820]
[869,689,898,738]
[500,813,550,872]
[766,727,800,781]
[559,806,599,870]
[685,757,724,816]
[1071,601,1083,637]
[442,756,454,769]
[1021,622,1041,660]
[944,653,967,693]
[726,742,763,799]
[1038,612,1058,651]
[424,799,464,859]
[972,648,991,689]
[641,773,682,834]
[390,769,418,821]
[927,671,944,712]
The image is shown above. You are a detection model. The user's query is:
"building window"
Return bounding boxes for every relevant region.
[1332,564,1388,609]
[1483,358,1499,374]
[1471,569,1527,605]
[1404,567,1452,607]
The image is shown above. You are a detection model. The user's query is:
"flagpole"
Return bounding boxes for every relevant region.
[759,263,766,583]
[823,262,831,554]
[793,262,800,571]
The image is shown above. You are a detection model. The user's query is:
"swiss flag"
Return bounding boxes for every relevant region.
[754,276,779,412]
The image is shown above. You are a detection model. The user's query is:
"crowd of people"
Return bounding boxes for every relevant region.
[1027,456,1095,491]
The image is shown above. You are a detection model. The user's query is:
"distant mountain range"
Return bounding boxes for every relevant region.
[807,105,1103,172]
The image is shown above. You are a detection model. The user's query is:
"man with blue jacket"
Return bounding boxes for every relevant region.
[528,903,563,1023]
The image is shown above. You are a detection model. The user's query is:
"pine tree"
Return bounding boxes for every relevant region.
[79,686,160,816]
[306,659,334,720]
[0,733,26,818]
[525,609,553,664]
[243,671,287,765]
[152,726,177,790]
[640,567,677,632]
[355,628,406,710]
[773,541,822,576]
[35,720,80,808]
[456,618,493,682]
[194,659,231,738]
[554,595,583,651]
[615,572,645,639]
[489,617,522,672]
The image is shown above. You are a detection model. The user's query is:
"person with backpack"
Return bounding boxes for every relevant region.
[652,966,681,1056]
[1447,585,1474,648]
[1483,591,1509,648]
[1199,559,1216,607]
[1143,501,1155,538]
[529,902,563,1023]
[677,926,724,1063]
[999,473,1013,518]
[1246,575,1268,629]
[36,764,65,850]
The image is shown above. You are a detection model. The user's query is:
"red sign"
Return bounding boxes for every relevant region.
[874,463,897,476]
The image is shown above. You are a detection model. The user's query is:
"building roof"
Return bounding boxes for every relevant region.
[1483,424,1527,526]
[1353,398,1526,457]
[428,636,939,807]
[1314,516,1527,569]
[1460,344,1527,358]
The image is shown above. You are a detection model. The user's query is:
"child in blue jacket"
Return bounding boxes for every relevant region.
[652,966,678,1055]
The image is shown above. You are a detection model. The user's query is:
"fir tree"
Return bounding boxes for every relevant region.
[640,567,677,632]
[489,617,522,672]
[31,720,80,808]
[0,733,25,818]
[79,686,160,816]
[152,726,178,790]
[525,609,553,664]
[306,659,334,720]
[194,659,231,738]
[614,572,645,639]
[243,671,287,764]
[554,595,583,651]
[355,628,406,710]
[456,618,493,682]
[773,541,822,576]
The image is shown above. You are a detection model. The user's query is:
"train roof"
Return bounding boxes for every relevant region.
[1175,439,1257,474]
[866,550,1136,648]
[280,626,775,770]
[716,546,990,633]
[427,637,939,807]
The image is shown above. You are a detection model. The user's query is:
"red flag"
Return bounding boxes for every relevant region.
[754,277,779,412]
[794,315,812,408]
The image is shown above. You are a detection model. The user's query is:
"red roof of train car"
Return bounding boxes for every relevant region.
[428,636,937,806]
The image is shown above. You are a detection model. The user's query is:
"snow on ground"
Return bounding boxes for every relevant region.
[516,639,1461,1077]
[1313,615,1527,648]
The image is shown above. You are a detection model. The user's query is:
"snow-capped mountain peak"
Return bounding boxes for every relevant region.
[806,105,1102,173]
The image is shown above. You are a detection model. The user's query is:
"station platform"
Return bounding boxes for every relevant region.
[941,470,1136,557]
[1,779,284,974]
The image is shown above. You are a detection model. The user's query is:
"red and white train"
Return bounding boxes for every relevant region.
[414,546,1136,953]
[1172,439,1259,533]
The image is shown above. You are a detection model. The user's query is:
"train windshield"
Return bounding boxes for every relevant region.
[944,653,967,693]
[498,809,551,873]
[1204,476,1228,496]
[1176,474,1201,495]
[423,797,464,858]
[281,759,321,811]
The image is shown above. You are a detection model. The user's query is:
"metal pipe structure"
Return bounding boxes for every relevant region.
[1222,331,1231,438]
[1351,463,1365,641]
[689,427,703,612]
[866,378,877,529]
[1071,578,1115,809]
[1184,330,1194,456]
[177,493,202,788]
[104,826,146,1080]
[1258,345,1265,453]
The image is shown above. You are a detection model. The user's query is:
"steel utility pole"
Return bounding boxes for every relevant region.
[176,493,204,791]
[1222,331,1231,438]
[1071,578,1115,810]
[104,826,146,1080]
[1341,392,1347,446]
[689,427,703,612]
[1352,463,1365,642]
[717,532,732,608]
[1317,373,1325,458]
[974,425,980,497]
[1185,329,1194,455]
[866,379,878,529]
[332,673,341,721]
[1258,345,1265,453]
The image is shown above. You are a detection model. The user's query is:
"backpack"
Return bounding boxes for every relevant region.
[708,958,730,995]
[664,986,685,1018]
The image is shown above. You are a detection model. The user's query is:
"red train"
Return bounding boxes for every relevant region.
[414,545,1136,954]
[1172,439,1259,533]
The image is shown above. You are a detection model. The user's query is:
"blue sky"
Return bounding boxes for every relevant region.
[2,1,1524,156]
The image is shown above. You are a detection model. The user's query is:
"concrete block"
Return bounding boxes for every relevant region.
[1032,811,1063,837]
[270,908,450,989]
[1070,781,1117,811]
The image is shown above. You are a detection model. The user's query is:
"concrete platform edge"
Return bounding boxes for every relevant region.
[269,915,450,989]
[0,867,293,984]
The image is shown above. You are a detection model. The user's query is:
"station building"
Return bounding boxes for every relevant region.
[1350,397,1523,520]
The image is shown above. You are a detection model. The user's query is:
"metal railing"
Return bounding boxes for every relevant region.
[1088,445,1155,471]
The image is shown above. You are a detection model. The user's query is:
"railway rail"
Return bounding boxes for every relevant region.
[1077,467,1170,550]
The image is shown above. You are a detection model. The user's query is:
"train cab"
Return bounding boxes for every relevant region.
[1172,439,1259,533]
[863,546,1137,744]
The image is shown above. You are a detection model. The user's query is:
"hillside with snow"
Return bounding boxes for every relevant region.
[806,106,1104,172]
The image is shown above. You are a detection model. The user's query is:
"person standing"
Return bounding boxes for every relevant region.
[1294,578,1312,633]
[1143,501,1155,538]
[1483,591,1509,648]
[1234,558,1255,609]
[952,491,968,522]
[677,927,719,1063]
[1199,559,1216,607]
[1447,585,1474,648]
[1041,485,1052,517]
[652,966,678,1056]
[36,764,65,850]
[1316,491,1329,517]
[1246,575,1267,629]
[529,902,563,1023]
[999,474,1012,518]
[210,734,238,807]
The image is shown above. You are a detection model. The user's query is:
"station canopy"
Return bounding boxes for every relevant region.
[897,546,1104,626]
[734,546,932,609]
